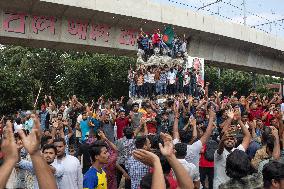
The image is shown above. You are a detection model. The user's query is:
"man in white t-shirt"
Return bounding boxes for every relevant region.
[174,143,200,189]
[144,71,151,97]
[14,117,23,133]
[213,112,251,189]
[183,69,191,95]
[167,68,176,95]
[53,138,83,189]
[172,107,216,169]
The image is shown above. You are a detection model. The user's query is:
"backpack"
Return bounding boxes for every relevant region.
[204,140,219,162]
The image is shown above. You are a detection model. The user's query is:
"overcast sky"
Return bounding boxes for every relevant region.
[153,0,284,38]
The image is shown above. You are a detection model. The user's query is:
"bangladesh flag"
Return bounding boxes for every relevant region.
[163,26,175,47]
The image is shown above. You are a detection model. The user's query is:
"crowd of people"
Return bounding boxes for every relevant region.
[130,27,205,99]
[137,27,187,61]
[128,64,202,98]
[0,83,284,189]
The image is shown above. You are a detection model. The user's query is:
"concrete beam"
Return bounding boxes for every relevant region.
[0,8,138,54]
[190,38,284,77]
[40,0,284,52]
[0,0,283,76]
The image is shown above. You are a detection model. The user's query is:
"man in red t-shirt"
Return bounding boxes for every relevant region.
[262,103,277,126]
[199,144,214,189]
[115,110,130,139]
[248,102,263,121]
[142,105,157,134]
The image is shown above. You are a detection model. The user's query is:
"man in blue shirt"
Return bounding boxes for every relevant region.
[39,104,50,130]
[77,112,90,143]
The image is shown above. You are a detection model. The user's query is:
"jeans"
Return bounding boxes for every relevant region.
[160,82,167,95]
[155,82,161,95]
[129,81,136,97]
[137,85,144,97]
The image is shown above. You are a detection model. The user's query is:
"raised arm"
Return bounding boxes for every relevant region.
[217,132,227,155]
[248,120,257,139]
[200,108,216,145]
[73,95,83,108]
[48,96,56,111]
[109,110,116,124]
[18,118,57,189]
[51,125,56,140]
[196,99,206,110]
[134,117,145,137]
[180,100,187,119]
[271,126,280,160]
[133,149,166,189]
[44,95,48,108]
[66,122,74,139]
[216,91,222,107]
[246,99,252,112]
[191,119,198,144]
[173,105,180,140]
[159,133,194,189]
[220,110,234,133]
[204,82,209,100]
[182,118,197,142]
[182,113,192,131]
[0,121,19,189]
[236,112,251,150]
[58,124,65,139]
[99,130,117,151]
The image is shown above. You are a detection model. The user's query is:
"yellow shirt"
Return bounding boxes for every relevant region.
[83,167,107,189]
[138,108,147,115]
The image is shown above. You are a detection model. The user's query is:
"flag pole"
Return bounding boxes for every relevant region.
[33,86,42,110]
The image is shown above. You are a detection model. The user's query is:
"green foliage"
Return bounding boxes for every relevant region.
[205,65,282,97]
[0,46,135,114]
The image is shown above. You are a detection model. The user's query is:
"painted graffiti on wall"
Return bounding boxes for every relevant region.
[3,12,27,34]
[32,16,56,34]
[1,11,138,47]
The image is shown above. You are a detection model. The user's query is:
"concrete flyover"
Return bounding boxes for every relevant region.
[0,0,283,76]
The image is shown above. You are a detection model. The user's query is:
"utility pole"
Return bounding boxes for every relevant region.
[242,0,247,25]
